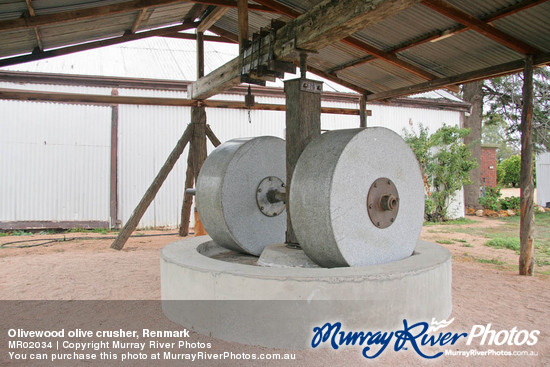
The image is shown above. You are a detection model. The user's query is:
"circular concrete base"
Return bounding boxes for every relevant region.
[161,237,452,349]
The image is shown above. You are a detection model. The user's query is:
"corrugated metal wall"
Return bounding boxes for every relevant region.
[0,85,465,228]
[0,99,111,222]
[117,94,189,229]
[536,153,550,207]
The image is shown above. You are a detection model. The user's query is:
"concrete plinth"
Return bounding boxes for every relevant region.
[161,236,452,349]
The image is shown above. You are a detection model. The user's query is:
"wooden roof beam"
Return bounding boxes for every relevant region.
[197,6,230,32]
[0,21,198,67]
[422,0,541,55]
[237,0,248,52]
[366,52,550,101]
[162,32,235,43]
[0,87,368,115]
[341,37,452,83]
[209,25,239,42]
[0,0,276,33]
[328,0,547,73]
[190,0,422,99]
[255,0,458,93]
[252,0,301,18]
[24,0,43,51]
[130,8,148,34]
[207,24,371,95]
[394,0,548,52]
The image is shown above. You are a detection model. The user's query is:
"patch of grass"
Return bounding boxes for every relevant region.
[475,258,506,265]
[461,243,473,247]
[424,217,477,226]
[68,228,110,234]
[426,211,549,269]
[38,230,57,235]
[436,239,454,244]
[485,238,520,252]
[463,252,506,266]
[12,230,33,236]
[0,232,10,237]
[452,238,468,243]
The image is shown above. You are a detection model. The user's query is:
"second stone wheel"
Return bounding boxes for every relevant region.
[196,136,286,256]
[289,127,425,267]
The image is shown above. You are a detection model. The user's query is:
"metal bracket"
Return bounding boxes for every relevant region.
[240,26,297,84]
[256,176,286,217]
[367,177,400,229]
[300,80,323,94]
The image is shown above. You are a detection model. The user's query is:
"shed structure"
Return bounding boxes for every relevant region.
[0,38,469,230]
[537,152,550,208]
[0,0,547,269]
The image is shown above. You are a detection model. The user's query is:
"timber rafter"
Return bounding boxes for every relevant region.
[254,0,460,95]
[325,0,547,74]
[366,52,550,101]
[0,21,198,68]
[0,0,276,33]
[421,0,541,55]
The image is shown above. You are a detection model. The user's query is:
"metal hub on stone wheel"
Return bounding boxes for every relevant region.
[196,136,286,256]
[289,127,425,267]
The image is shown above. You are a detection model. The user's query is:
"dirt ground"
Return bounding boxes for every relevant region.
[1,218,549,366]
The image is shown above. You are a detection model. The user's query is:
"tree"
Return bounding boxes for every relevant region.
[499,155,521,187]
[462,81,483,209]
[404,124,477,222]
[482,112,520,161]
[483,66,550,152]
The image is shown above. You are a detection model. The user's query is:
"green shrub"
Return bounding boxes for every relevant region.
[499,155,521,187]
[499,196,520,211]
[404,124,477,222]
[479,186,502,211]
[496,165,505,186]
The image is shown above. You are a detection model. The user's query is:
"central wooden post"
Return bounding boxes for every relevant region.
[284,78,322,246]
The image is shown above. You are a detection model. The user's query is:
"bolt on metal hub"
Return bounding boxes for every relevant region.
[256,176,286,217]
[367,177,400,229]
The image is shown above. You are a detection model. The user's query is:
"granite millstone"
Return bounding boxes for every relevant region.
[289,127,425,267]
[196,136,286,256]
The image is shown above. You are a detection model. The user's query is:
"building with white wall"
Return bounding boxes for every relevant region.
[0,37,469,230]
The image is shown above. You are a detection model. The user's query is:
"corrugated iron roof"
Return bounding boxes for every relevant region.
[0,0,548,100]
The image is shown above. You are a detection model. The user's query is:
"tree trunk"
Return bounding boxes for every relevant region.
[462,80,483,210]
[519,56,535,276]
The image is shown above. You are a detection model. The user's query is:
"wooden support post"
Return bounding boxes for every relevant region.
[284,78,322,246]
[359,94,367,127]
[179,30,208,237]
[191,107,208,180]
[197,31,204,79]
[237,0,248,53]
[206,124,222,147]
[179,141,195,237]
[110,89,119,229]
[110,123,194,250]
[519,55,535,276]
[179,121,218,236]
[179,147,195,236]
